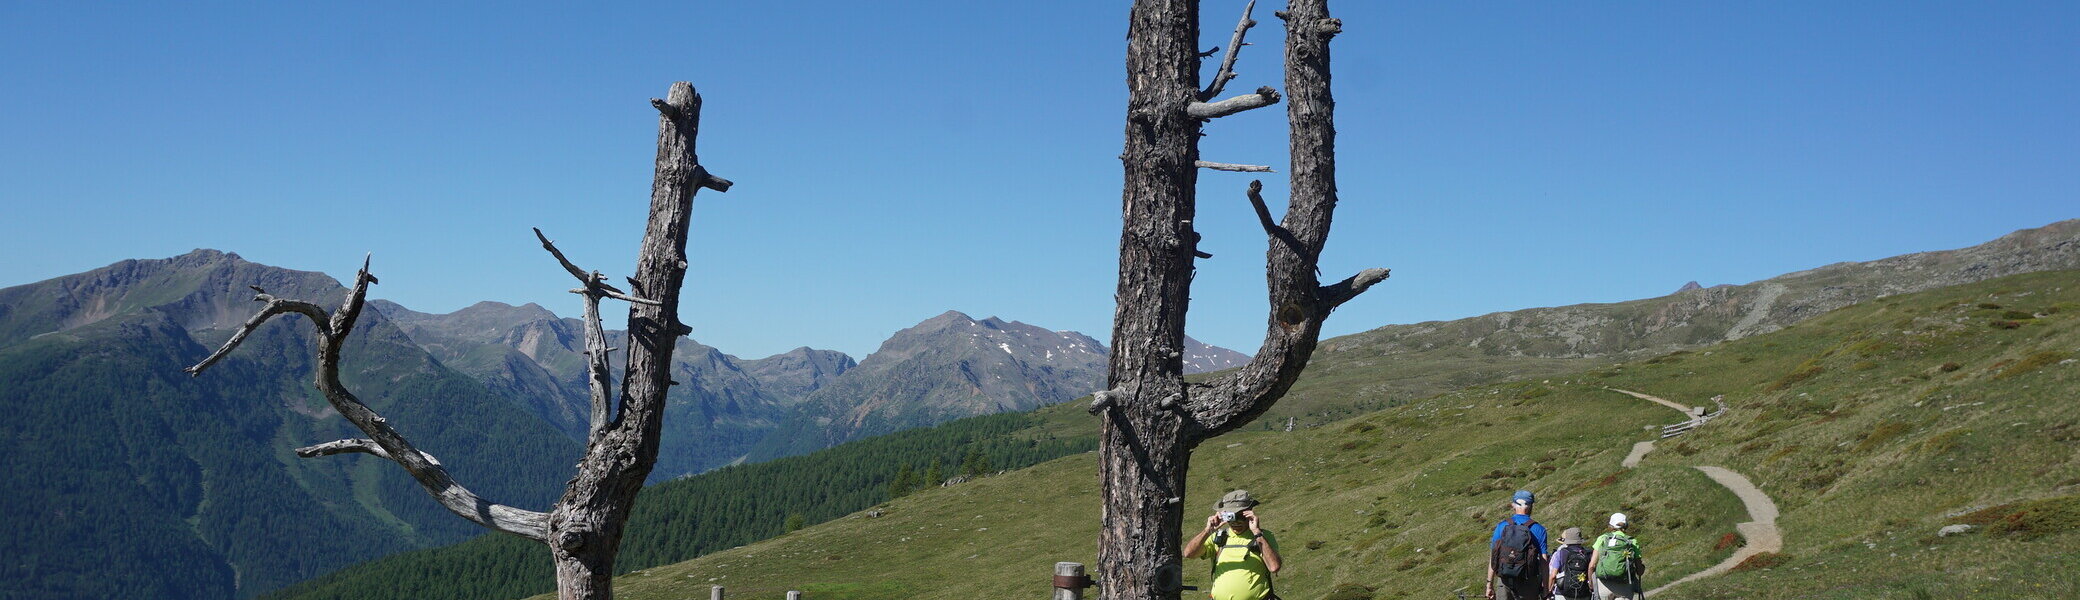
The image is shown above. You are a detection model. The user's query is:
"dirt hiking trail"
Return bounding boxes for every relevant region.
[1648,467,1783,595]
[1604,388,1784,597]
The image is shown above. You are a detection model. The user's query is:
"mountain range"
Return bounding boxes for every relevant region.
[371,301,1247,476]
[0,248,1245,599]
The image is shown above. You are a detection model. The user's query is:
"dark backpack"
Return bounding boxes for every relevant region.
[1490,518,1542,579]
[1555,546,1593,598]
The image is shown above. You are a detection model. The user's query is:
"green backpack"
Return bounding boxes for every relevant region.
[1594,532,1644,580]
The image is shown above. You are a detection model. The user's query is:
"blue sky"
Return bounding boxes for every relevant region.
[3,2,2074,359]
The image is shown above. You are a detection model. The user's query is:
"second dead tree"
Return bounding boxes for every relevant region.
[1092,1,1388,599]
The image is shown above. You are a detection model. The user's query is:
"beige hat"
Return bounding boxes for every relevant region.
[1559,527,1586,545]
[1216,489,1259,511]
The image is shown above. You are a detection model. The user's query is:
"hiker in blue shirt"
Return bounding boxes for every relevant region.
[1484,490,1548,600]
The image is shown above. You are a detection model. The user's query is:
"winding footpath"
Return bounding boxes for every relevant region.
[1604,389,1783,597]
[1610,387,1690,468]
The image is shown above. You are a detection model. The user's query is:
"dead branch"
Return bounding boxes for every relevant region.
[1201,0,1259,100]
[1244,179,1310,263]
[1319,268,1391,309]
[185,257,551,541]
[1195,160,1274,172]
[1188,86,1282,119]
[531,227,624,442]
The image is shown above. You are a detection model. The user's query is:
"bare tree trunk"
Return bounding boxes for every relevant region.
[1098,2,1203,596]
[186,81,731,600]
[1096,1,1384,599]
[544,80,717,600]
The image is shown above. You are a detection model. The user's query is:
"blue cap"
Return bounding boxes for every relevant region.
[1512,490,1536,505]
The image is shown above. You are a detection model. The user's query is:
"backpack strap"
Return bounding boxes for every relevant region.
[1206,528,1274,592]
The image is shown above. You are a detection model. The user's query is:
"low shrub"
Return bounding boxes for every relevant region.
[1732,552,1790,571]
[1955,496,2080,540]
[1914,429,1969,454]
[1714,532,1739,551]
[1854,420,1912,452]
[1995,351,2071,379]
[1323,583,1376,600]
[1767,359,1826,391]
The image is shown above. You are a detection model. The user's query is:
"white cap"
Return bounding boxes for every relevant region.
[1610,512,1629,528]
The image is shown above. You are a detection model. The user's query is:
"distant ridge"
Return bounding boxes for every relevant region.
[369,298,855,479]
[1273,218,2080,421]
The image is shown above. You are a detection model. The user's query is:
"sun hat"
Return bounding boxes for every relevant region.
[1216,489,1260,511]
[1610,512,1629,528]
[1559,527,1586,545]
[1512,490,1536,506]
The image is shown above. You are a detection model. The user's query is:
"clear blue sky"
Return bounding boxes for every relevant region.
[3,2,2075,359]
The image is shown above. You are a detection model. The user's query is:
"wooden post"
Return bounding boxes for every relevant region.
[710,585,724,600]
[1055,562,1088,600]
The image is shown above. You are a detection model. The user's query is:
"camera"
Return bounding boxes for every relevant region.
[1219,511,1238,522]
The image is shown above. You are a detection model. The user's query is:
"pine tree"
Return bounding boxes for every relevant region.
[960,450,984,478]
[888,463,916,498]
[783,513,805,533]
[923,458,944,488]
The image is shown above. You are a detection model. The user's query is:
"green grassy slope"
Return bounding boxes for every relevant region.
[581,270,2080,600]
[1266,219,2080,426]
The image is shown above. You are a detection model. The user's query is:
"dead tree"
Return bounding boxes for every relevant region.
[1092,1,1386,599]
[184,81,732,600]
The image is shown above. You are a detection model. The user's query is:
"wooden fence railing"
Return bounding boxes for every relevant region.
[699,587,799,599]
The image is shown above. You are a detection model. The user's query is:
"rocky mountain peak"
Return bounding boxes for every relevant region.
[1182,335,1251,373]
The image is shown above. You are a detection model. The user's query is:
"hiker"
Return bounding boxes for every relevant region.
[1184,489,1283,600]
[1547,527,1594,600]
[1588,512,1646,600]
[1485,490,1549,600]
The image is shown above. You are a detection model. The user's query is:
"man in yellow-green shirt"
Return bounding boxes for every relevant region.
[1184,489,1283,600]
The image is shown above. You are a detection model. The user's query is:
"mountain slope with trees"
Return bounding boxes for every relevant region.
[0,251,578,599]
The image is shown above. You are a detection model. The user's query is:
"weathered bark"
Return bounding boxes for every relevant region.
[1099,2,1202,595]
[543,80,714,600]
[187,81,728,600]
[1098,2,1383,599]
